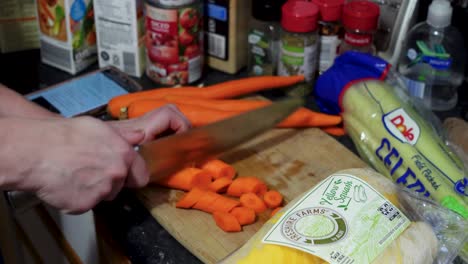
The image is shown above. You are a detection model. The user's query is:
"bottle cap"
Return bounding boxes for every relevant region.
[427,0,452,28]
[312,0,345,22]
[252,0,286,22]
[342,0,380,31]
[281,1,319,33]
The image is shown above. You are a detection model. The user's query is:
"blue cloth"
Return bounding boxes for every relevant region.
[314,51,390,115]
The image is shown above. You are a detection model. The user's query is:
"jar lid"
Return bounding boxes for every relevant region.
[253,0,286,22]
[342,0,380,31]
[312,0,345,22]
[281,1,319,33]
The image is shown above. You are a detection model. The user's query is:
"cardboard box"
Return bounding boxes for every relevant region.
[0,0,40,53]
[94,0,146,77]
[36,0,97,74]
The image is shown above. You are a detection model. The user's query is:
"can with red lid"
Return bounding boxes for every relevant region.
[145,0,204,85]
[277,0,320,97]
[338,0,380,55]
[312,0,344,74]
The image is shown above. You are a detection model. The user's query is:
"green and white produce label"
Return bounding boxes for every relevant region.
[262,173,410,264]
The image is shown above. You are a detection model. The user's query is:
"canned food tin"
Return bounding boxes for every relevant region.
[147,0,195,7]
[145,1,203,85]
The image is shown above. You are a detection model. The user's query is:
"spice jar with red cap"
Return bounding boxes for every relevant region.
[277,0,320,97]
[312,0,344,74]
[338,0,380,55]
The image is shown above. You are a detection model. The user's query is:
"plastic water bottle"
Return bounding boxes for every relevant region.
[397,0,466,111]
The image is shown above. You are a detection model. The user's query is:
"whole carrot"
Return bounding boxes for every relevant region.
[126,99,342,128]
[107,75,305,118]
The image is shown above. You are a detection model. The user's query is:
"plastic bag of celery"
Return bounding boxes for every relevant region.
[221,169,467,264]
[313,51,468,262]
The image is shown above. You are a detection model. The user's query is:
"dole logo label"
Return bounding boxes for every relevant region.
[383,108,420,145]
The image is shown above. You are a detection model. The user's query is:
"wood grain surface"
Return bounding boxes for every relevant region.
[136,128,368,264]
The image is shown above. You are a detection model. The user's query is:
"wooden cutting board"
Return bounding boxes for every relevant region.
[136,128,368,264]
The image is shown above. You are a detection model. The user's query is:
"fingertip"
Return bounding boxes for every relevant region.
[125,155,150,188]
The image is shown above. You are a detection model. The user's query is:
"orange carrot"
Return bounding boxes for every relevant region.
[321,126,346,137]
[270,206,283,217]
[210,195,241,213]
[126,100,238,125]
[192,191,220,213]
[107,75,304,118]
[175,187,206,209]
[226,177,268,197]
[162,95,269,112]
[263,190,283,209]
[209,177,233,193]
[127,99,342,129]
[212,211,242,232]
[200,159,237,180]
[157,167,212,191]
[230,207,256,226]
[240,193,267,214]
[192,190,240,213]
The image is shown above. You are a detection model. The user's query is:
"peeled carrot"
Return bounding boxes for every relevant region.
[263,190,283,209]
[271,206,283,217]
[230,207,256,226]
[162,95,269,112]
[321,126,346,137]
[200,159,237,180]
[157,167,212,191]
[210,195,241,213]
[209,177,233,193]
[212,211,242,232]
[240,193,267,214]
[226,177,268,197]
[193,190,240,213]
[107,75,304,118]
[175,187,206,209]
[192,191,220,213]
[126,100,238,125]
[126,99,342,128]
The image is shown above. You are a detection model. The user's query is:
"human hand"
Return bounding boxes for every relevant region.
[3,116,147,214]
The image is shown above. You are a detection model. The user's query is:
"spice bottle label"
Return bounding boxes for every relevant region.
[319,35,340,73]
[262,173,410,264]
[278,42,317,82]
[344,32,372,47]
[248,30,276,75]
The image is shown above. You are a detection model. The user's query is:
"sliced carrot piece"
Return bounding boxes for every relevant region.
[209,177,233,193]
[211,196,240,213]
[239,193,267,214]
[212,211,241,232]
[230,207,256,226]
[263,190,283,209]
[157,167,213,191]
[175,187,206,209]
[200,159,237,180]
[192,191,221,213]
[271,206,283,217]
[226,177,268,197]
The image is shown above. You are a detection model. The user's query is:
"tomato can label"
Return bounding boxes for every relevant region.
[145,2,203,85]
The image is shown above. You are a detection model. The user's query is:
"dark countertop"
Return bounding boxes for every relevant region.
[1,49,467,264]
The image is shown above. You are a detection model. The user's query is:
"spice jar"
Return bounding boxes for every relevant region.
[247,0,285,76]
[277,0,319,97]
[338,0,379,55]
[312,0,344,74]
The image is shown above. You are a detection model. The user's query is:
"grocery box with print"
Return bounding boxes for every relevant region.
[36,0,97,74]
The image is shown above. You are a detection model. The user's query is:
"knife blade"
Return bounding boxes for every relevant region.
[6,97,305,213]
[138,96,305,182]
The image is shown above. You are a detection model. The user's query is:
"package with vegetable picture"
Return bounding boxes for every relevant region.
[36,0,97,74]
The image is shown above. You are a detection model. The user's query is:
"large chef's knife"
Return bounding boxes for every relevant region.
[6,97,305,213]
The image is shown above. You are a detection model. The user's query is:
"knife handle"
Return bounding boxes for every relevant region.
[4,190,41,214]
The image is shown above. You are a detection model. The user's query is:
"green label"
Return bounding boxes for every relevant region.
[262,173,410,264]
